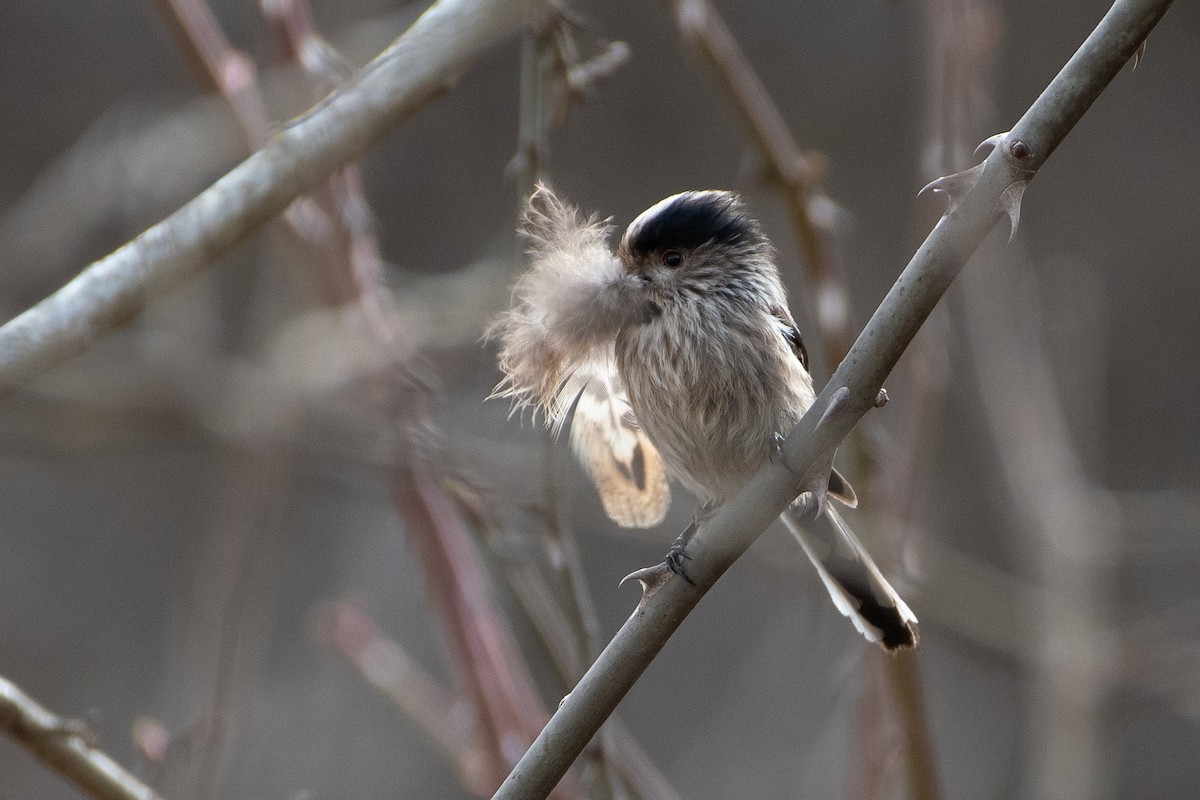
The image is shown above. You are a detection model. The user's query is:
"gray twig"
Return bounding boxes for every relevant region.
[491,1,1175,797]
[0,674,166,800]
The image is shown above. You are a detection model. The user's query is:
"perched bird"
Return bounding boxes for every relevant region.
[490,185,917,649]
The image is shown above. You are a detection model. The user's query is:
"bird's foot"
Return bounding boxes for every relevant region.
[664,534,695,585]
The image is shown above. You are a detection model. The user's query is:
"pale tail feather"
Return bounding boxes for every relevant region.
[781,505,918,650]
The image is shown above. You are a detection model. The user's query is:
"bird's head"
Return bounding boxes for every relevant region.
[615,190,776,299]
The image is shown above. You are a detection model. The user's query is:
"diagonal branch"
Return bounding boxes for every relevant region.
[0,674,166,800]
[491,0,1175,796]
[0,0,539,398]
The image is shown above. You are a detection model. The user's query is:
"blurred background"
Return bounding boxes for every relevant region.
[1,0,1198,798]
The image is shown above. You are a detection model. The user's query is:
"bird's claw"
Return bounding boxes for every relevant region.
[665,538,696,585]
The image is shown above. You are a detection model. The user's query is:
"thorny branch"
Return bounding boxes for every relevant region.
[491,1,1175,797]
[667,1,944,796]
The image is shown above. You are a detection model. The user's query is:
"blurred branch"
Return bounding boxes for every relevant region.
[316,601,495,795]
[262,0,357,86]
[852,2,1004,797]
[145,5,390,797]
[0,674,166,800]
[391,464,582,799]
[262,0,389,305]
[509,18,629,193]
[492,2,1173,796]
[0,102,244,301]
[510,20,635,799]
[0,0,539,397]
[512,9,592,684]
[665,0,853,369]
[320,594,687,800]
[0,9,413,292]
[150,0,272,147]
[959,247,1119,799]
[261,1,567,794]
[880,651,940,800]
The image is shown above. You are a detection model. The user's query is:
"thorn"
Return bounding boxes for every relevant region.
[918,162,985,215]
[817,386,850,430]
[996,180,1028,243]
[973,132,1006,160]
[1134,38,1147,70]
[620,562,675,605]
[875,388,889,408]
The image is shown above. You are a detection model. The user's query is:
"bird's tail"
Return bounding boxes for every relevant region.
[781,504,918,650]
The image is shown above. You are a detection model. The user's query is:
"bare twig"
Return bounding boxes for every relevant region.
[0,674,166,800]
[150,0,272,148]
[959,245,1118,799]
[491,2,1174,796]
[666,0,853,369]
[391,464,581,799]
[0,0,538,397]
[852,3,1004,797]
[315,601,495,795]
[509,22,635,799]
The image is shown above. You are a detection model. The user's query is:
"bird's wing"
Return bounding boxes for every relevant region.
[769,305,857,508]
[770,304,810,371]
[568,361,670,528]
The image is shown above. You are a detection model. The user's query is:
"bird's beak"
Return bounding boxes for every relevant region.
[616,251,650,283]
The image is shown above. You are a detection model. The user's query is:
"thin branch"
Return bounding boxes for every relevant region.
[315,600,495,795]
[958,242,1118,799]
[491,1,1174,796]
[391,463,579,797]
[0,0,539,397]
[666,0,854,370]
[510,22,634,799]
[0,674,166,800]
[150,0,272,148]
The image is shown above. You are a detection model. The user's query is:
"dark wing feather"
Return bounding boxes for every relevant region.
[770,305,809,371]
[770,305,857,508]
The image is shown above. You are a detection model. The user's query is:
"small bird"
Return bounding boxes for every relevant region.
[490,185,917,649]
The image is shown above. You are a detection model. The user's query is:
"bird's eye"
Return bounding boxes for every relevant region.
[661,250,683,268]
